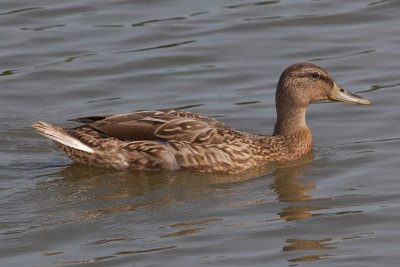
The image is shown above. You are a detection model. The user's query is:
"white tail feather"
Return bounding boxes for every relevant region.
[32,121,94,153]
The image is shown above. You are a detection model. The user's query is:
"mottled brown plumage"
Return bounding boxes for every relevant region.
[32,63,371,173]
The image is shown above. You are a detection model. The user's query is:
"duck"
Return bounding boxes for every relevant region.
[32,62,371,173]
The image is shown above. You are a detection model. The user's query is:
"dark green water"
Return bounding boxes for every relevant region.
[1,0,399,266]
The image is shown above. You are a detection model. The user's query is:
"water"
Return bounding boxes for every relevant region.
[1,0,399,266]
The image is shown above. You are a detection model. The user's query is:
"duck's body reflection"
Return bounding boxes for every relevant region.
[272,152,320,221]
[51,151,321,221]
[41,151,338,263]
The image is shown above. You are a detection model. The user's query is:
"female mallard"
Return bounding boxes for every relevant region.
[32,63,371,173]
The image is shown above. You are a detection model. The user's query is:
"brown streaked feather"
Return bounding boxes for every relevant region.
[154,118,225,144]
[79,110,233,144]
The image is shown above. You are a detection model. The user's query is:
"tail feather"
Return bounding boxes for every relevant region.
[32,121,94,154]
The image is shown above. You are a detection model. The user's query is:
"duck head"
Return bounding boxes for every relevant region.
[276,62,371,108]
[274,62,371,136]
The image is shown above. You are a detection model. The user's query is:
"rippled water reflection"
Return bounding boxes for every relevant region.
[1,0,400,266]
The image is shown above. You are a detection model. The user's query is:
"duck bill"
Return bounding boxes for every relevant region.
[328,82,371,105]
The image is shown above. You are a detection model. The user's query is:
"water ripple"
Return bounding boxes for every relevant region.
[223,0,280,9]
[112,40,197,53]
[0,7,44,15]
[131,17,187,27]
[20,24,65,31]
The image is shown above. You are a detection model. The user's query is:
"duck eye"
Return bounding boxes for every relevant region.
[312,72,320,79]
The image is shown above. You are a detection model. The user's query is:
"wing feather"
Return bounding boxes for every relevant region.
[71,110,232,144]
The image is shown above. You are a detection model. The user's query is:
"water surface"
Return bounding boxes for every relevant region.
[1,0,400,266]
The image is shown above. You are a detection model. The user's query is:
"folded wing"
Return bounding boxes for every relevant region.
[72,110,234,144]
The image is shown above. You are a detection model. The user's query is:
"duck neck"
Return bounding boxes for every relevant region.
[273,104,309,137]
[272,104,313,158]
